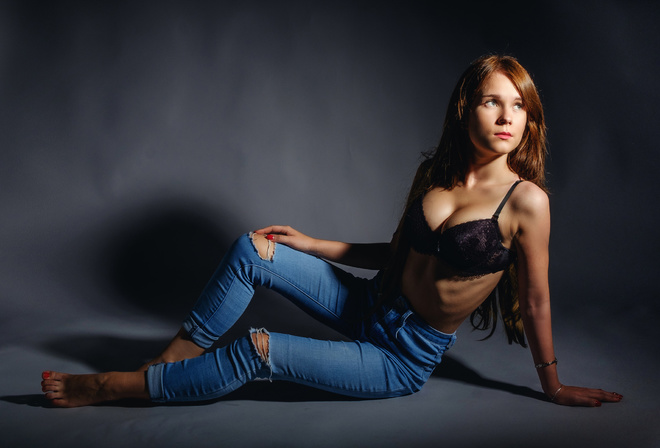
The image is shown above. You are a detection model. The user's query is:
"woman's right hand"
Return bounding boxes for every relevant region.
[253,225,317,255]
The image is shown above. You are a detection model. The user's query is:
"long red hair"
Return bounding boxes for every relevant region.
[381,55,548,346]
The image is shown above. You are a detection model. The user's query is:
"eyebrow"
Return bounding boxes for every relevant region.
[481,94,523,101]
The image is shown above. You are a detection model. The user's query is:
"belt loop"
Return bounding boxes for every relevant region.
[395,310,413,339]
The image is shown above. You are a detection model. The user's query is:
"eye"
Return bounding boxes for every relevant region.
[484,100,497,107]
[513,103,524,111]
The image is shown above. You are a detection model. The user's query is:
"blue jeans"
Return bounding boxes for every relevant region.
[146,233,456,402]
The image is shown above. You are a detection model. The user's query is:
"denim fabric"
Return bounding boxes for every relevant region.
[147,233,456,402]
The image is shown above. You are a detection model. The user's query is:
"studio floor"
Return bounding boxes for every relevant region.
[1,285,656,448]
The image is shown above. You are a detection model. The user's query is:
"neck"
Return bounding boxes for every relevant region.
[463,154,515,187]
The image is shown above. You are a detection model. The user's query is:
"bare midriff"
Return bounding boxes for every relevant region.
[401,248,505,334]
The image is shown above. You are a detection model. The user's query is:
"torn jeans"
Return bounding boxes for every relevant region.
[146,233,456,402]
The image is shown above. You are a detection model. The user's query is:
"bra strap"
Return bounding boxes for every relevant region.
[492,180,523,220]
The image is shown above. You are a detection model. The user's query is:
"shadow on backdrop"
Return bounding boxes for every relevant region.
[97,201,235,321]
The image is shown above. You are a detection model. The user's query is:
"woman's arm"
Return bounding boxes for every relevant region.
[513,184,622,407]
[253,225,390,270]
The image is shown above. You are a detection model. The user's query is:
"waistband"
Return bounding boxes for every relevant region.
[391,295,456,339]
[370,271,456,341]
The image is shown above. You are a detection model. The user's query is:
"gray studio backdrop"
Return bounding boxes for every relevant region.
[0,2,659,445]
[2,0,657,334]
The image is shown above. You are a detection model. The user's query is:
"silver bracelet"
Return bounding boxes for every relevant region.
[550,385,564,402]
[535,358,557,369]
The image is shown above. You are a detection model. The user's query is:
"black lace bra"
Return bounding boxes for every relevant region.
[403,181,522,277]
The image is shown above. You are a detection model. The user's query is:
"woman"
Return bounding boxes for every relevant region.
[41,55,622,407]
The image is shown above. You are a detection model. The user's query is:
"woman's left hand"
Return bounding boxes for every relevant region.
[549,385,623,407]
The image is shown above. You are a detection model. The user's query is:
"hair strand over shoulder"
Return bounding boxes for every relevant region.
[381,55,547,347]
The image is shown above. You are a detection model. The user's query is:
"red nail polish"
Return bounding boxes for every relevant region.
[43,371,50,379]
[266,234,274,241]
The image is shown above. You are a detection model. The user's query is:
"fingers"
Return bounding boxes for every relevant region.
[578,387,623,405]
[252,226,290,247]
[555,386,622,407]
[254,226,306,248]
[595,389,623,403]
[253,226,273,235]
[581,396,602,407]
[254,225,294,236]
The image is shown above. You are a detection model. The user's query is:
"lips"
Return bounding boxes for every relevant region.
[495,132,512,140]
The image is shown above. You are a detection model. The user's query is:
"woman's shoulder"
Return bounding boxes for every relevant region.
[509,180,550,219]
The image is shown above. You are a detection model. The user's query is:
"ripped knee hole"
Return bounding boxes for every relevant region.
[249,232,276,261]
[250,331,270,363]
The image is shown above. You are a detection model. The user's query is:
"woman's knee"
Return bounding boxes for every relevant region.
[250,329,270,363]
[247,232,276,261]
[225,232,274,263]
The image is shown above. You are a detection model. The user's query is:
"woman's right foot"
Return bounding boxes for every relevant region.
[137,328,206,371]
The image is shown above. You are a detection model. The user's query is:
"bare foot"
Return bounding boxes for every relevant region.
[137,328,206,372]
[41,370,148,407]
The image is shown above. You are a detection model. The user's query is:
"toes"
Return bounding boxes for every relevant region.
[44,389,64,401]
[41,371,67,396]
[44,393,67,406]
[42,379,58,392]
[42,370,66,380]
[49,371,66,381]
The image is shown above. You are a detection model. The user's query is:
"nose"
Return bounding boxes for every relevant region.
[497,111,512,125]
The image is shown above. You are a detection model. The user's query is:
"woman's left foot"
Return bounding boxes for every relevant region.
[41,370,148,407]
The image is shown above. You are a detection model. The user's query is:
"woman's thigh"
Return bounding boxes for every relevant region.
[188,233,373,342]
[250,236,372,335]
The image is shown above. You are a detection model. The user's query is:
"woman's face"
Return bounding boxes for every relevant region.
[467,71,527,158]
